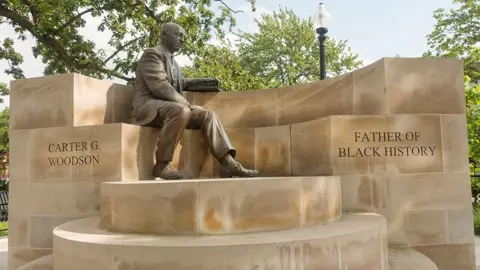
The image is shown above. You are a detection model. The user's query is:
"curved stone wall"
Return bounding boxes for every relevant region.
[187,58,465,129]
[100,176,341,235]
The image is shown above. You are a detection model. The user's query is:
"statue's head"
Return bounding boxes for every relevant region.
[160,22,186,54]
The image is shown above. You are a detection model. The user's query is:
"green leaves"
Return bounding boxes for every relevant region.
[183,44,267,91]
[236,8,362,88]
[425,0,480,171]
[466,76,480,164]
[0,0,256,81]
[425,0,480,81]
[184,7,362,91]
[0,108,8,156]
[0,38,25,80]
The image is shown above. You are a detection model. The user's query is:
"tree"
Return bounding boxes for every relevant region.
[424,0,480,82]
[0,108,9,178]
[182,43,267,91]
[466,76,480,162]
[0,0,256,83]
[236,8,363,88]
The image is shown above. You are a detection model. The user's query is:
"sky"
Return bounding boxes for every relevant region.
[0,0,456,110]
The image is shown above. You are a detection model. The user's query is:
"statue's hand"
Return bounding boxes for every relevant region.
[189,104,204,111]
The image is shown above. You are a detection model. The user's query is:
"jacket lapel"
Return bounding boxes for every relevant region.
[173,59,183,93]
[154,45,173,85]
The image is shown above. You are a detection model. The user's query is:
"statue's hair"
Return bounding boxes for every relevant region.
[161,22,183,34]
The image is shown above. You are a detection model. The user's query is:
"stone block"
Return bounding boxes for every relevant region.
[414,243,476,270]
[54,236,112,270]
[389,209,448,246]
[442,114,470,173]
[302,177,342,226]
[331,115,443,175]
[30,216,79,249]
[26,182,100,216]
[179,130,212,178]
[255,126,292,176]
[353,59,387,115]
[291,118,332,176]
[8,216,29,247]
[341,173,473,248]
[100,181,198,235]
[9,129,31,182]
[226,128,255,170]
[387,173,471,210]
[8,247,52,270]
[198,177,302,234]
[99,177,341,235]
[276,74,354,126]
[16,255,53,270]
[10,73,131,130]
[9,123,158,183]
[447,208,475,244]
[194,90,278,128]
[10,74,75,130]
[384,57,465,115]
[339,229,385,270]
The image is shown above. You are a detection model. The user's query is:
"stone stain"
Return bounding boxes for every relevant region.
[170,189,197,231]
[99,196,113,229]
[358,176,373,207]
[258,138,288,175]
[204,208,224,231]
[231,190,299,230]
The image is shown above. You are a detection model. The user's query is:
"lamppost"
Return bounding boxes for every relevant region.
[314,3,331,80]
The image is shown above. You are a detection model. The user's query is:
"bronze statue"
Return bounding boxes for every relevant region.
[130,22,259,180]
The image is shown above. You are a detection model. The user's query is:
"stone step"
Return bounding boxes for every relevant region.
[16,255,52,270]
[100,176,341,235]
[53,213,387,270]
[388,249,438,270]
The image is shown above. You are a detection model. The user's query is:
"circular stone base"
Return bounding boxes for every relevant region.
[53,213,388,270]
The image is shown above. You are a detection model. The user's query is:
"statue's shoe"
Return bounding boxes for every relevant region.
[221,162,259,178]
[153,163,184,180]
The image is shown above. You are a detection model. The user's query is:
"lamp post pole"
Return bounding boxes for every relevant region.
[317,27,328,80]
[314,3,331,80]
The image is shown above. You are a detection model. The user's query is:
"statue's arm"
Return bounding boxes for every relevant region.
[138,50,190,106]
[181,76,189,91]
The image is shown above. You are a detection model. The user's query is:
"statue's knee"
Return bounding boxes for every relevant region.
[204,110,216,120]
[176,105,191,121]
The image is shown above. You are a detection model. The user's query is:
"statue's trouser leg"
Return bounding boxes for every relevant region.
[151,102,190,163]
[186,109,236,161]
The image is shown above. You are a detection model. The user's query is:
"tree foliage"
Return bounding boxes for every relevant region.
[0,0,255,82]
[0,108,8,156]
[466,77,480,162]
[425,0,480,82]
[0,108,8,179]
[183,43,267,91]
[236,8,362,88]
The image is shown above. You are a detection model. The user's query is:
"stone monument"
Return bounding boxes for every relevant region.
[7,57,475,268]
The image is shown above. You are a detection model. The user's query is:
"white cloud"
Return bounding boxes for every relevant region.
[238,4,273,33]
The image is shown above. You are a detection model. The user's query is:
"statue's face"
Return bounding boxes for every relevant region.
[162,26,185,53]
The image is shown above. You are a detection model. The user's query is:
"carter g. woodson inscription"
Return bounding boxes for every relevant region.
[47,141,100,166]
[338,132,437,158]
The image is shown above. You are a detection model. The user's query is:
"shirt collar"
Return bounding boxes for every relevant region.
[157,44,174,60]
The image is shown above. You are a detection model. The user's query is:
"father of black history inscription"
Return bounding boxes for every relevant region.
[130,22,259,180]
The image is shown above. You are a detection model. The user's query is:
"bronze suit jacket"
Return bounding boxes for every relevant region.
[130,44,188,126]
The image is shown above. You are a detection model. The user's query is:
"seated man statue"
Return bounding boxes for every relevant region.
[130,22,259,180]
